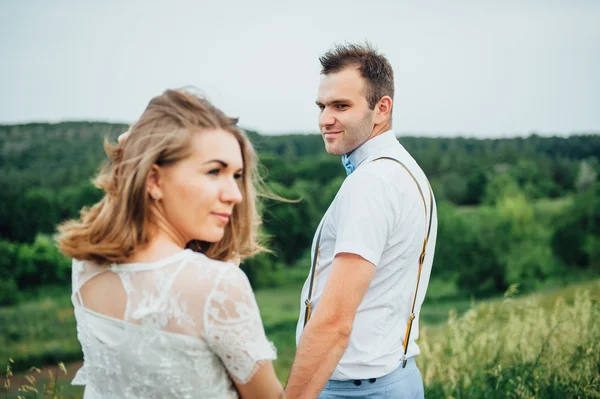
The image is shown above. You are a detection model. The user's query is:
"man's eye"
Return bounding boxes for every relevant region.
[336,104,348,109]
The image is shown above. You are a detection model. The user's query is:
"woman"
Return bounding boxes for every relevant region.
[57,89,285,398]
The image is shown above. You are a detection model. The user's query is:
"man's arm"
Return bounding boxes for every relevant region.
[285,252,376,399]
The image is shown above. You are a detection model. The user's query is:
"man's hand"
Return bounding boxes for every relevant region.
[285,253,376,399]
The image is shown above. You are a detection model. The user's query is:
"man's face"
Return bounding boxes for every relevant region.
[316,67,375,155]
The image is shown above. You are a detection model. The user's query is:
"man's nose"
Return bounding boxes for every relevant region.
[319,108,335,129]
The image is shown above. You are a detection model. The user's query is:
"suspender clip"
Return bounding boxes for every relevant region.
[401,354,408,368]
[303,299,312,326]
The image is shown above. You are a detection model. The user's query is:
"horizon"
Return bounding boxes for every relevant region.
[1,119,596,140]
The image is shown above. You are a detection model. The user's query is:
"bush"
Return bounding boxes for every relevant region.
[241,252,285,289]
[0,279,19,306]
[552,183,600,269]
[14,235,71,289]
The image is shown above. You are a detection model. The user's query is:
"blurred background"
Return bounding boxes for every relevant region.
[1,1,599,398]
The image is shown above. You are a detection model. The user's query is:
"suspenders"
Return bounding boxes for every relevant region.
[302,156,434,369]
[303,218,324,327]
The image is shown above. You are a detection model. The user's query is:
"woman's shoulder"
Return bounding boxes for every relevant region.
[183,250,241,273]
[176,250,250,289]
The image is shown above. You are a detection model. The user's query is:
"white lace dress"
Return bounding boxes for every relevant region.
[71,249,276,398]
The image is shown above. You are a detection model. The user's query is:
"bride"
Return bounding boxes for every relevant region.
[56,88,285,398]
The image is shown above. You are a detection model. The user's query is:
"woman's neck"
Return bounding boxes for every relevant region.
[127,227,187,264]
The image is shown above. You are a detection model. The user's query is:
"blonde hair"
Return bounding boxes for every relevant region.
[57,88,265,264]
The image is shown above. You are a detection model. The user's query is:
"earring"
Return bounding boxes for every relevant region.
[151,191,161,204]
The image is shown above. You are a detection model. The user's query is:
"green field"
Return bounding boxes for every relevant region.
[3,278,599,398]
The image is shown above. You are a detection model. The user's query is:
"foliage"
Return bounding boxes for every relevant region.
[551,182,600,271]
[0,122,599,297]
[420,282,600,398]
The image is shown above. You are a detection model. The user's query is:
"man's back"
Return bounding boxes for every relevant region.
[295,131,437,380]
[286,42,435,399]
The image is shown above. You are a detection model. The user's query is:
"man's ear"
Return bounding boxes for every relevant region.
[147,164,164,200]
[374,96,393,125]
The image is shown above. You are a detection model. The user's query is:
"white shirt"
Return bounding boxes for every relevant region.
[71,249,276,398]
[295,130,438,380]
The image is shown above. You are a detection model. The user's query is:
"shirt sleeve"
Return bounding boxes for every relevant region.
[203,264,276,384]
[332,169,401,266]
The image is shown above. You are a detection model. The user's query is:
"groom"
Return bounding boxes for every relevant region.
[285,43,438,399]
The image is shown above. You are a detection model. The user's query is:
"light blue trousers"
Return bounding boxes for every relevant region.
[318,358,424,399]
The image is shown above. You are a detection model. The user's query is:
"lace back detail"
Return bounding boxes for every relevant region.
[71,250,276,398]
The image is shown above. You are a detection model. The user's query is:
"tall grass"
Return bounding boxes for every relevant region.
[2,280,599,398]
[419,282,600,398]
[3,359,78,399]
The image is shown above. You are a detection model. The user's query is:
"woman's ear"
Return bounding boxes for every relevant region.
[147,164,163,201]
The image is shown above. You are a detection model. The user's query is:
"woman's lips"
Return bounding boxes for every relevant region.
[212,213,230,223]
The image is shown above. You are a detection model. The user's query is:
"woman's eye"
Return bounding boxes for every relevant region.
[208,169,220,176]
[234,173,243,180]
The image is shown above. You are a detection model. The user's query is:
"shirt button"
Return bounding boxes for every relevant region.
[353,380,362,386]
[369,378,377,384]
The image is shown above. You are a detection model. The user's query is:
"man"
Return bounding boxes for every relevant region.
[285,43,438,399]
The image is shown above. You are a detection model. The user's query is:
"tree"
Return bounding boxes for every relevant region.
[551,183,600,269]
[575,160,598,192]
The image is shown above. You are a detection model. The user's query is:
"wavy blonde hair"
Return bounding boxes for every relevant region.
[57,88,265,264]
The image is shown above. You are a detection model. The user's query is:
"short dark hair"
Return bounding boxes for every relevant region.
[319,42,394,110]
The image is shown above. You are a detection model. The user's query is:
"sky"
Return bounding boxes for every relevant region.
[1,0,599,137]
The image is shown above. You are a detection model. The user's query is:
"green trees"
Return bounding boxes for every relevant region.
[551,183,600,271]
[0,235,71,305]
[0,121,598,300]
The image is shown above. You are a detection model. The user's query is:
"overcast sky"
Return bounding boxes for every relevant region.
[1,0,599,137]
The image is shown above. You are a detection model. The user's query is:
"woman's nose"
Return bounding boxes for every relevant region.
[222,178,243,204]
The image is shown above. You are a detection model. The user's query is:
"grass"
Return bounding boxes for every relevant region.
[256,278,600,387]
[0,295,82,374]
[2,360,84,399]
[2,278,599,397]
[419,280,600,398]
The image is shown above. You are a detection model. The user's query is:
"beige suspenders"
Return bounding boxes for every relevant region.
[302,156,434,369]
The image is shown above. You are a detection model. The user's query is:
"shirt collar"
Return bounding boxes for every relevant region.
[345,130,397,171]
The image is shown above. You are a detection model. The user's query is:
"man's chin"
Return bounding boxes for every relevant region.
[324,144,344,156]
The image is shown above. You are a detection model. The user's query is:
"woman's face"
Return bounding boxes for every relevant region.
[155,128,244,244]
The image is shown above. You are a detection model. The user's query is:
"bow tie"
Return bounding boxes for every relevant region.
[341,154,355,175]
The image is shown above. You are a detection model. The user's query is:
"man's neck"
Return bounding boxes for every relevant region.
[366,122,392,142]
